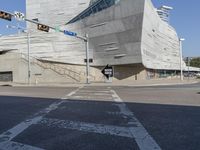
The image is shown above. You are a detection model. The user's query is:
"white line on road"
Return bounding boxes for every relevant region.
[0,141,44,150]
[0,100,63,143]
[110,90,161,150]
[78,90,111,93]
[39,117,133,138]
[61,86,84,99]
[0,87,81,149]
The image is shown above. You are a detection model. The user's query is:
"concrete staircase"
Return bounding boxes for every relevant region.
[34,60,82,82]
[21,53,84,82]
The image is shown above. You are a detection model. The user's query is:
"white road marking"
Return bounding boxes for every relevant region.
[110,90,161,150]
[0,87,81,149]
[0,141,44,150]
[39,118,133,138]
[78,90,111,93]
[61,86,84,99]
[67,87,113,100]
[0,101,63,142]
[0,86,161,150]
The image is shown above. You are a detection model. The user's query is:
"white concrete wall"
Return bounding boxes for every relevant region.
[141,0,186,70]
[67,0,145,66]
[0,52,86,83]
[0,0,145,66]
[26,0,90,28]
[0,0,187,71]
[0,32,86,65]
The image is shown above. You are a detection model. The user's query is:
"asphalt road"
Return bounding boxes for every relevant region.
[0,83,199,150]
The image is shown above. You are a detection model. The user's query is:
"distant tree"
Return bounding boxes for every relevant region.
[190,57,200,68]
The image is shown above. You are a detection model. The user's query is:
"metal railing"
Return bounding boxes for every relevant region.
[20,53,83,82]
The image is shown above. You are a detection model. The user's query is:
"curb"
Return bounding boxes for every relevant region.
[2,81,199,88]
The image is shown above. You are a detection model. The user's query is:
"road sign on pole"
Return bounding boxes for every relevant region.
[63,30,77,36]
[101,64,113,79]
[14,11,25,21]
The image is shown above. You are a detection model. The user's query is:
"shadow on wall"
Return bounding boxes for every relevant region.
[113,64,144,80]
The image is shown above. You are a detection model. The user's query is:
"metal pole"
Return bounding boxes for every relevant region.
[17,23,21,35]
[85,34,90,84]
[187,57,190,80]
[179,39,183,81]
[27,31,31,85]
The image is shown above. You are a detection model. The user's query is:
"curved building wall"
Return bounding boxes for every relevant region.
[0,0,145,66]
[141,0,186,70]
[68,0,145,66]
[0,0,186,70]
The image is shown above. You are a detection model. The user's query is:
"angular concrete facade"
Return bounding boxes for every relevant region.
[1,0,198,83]
[26,0,90,29]
[141,0,183,70]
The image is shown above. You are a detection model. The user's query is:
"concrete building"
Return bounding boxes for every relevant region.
[0,0,199,83]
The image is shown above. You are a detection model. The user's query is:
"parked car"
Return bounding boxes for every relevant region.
[196,73,200,78]
[183,72,195,77]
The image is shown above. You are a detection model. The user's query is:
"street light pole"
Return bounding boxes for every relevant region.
[6,25,31,84]
[187,57,190,80]
[179,38,185,81]
[27,31,31,85]
[85,34,90,84]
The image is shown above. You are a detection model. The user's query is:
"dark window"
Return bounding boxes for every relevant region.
[0,71,13,82]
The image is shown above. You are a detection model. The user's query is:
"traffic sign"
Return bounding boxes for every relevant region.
[14,11,25,21]
[101,64,113,79]
[64,30,77,36]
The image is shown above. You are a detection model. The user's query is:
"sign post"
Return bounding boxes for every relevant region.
[101,64,113,82]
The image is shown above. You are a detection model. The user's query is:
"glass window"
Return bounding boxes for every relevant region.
[67,0,120,24]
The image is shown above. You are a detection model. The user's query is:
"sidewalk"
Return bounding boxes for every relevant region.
[1,78,199,87]
[89,78,199,87]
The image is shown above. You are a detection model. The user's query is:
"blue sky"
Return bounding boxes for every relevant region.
[0,0,199,57]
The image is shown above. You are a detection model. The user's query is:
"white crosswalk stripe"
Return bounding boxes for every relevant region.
[38,118,133,138]
[0,87,81,150]
[0,141,44,150]
[0,86,161,150]
[111,90,161,150]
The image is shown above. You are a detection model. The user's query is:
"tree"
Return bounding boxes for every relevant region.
[190,57,200,68]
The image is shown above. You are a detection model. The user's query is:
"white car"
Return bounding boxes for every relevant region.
[196,73,200,77]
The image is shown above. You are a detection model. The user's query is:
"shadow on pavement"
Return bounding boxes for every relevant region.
[126,102,200,150]
[0,96,200,150]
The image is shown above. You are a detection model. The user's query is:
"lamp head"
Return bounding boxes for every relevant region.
[179,38,185,41]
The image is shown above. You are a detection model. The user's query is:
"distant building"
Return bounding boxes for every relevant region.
[0,0,199,83]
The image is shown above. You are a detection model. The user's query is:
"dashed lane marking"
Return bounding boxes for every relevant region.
[110,90,161,150]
